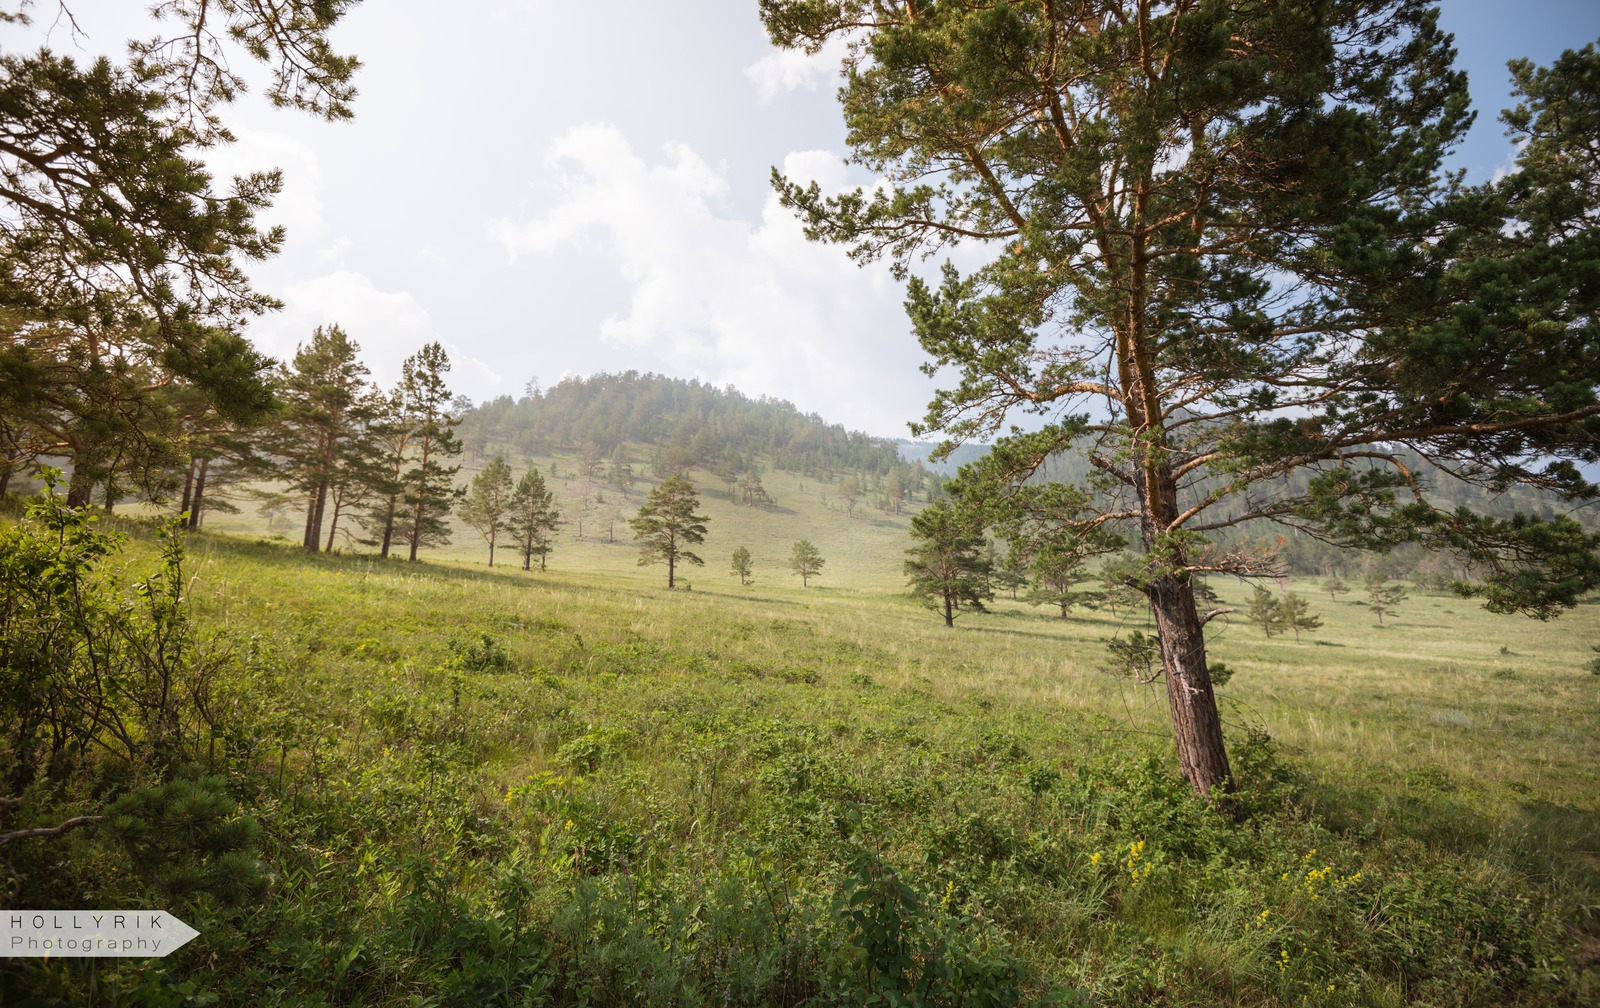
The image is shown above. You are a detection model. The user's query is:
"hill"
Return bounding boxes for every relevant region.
[459,372,912,483]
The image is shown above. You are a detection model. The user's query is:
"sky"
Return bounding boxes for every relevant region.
[10,1,1600,438]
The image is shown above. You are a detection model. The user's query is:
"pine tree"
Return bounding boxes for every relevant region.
[760,2,1600,796]
[1366,576,1409,625]
[608,445,635,491]
[731,546,755,586]
[1246,587,1286,638]
[1323,577,1351,603]
[837,476,860,517]
[885,470,907,515]
[359,384,416,560]
[789,540,825,588]
[990,541,1028,600]
[904,499,992,626]
[1280,593,1323,643]
[738,471,774,507]
[0,4,357,421]
[1098,567,1144,618]
[1026,544,1088,620]
[460,456,515,567]
[630,475,707,589]
[506,468,560,572]
[400,343,463,562]
[268,325,379,555]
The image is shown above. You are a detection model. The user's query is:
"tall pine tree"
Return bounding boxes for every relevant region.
[761,2,1600,796]
[269,325,378,554]
[506,467,560,572]
[399,342,463,562]
[630,475,707,589]
[461,456,515,567]
[904,499,992,626]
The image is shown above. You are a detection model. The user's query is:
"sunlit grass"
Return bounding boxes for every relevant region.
[33,488,1597,1004]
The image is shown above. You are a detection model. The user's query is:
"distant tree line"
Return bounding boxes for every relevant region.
[0,317,572,568]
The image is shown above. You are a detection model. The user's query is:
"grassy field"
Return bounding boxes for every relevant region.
[5,475,1599,1006]
[194,455,923,590]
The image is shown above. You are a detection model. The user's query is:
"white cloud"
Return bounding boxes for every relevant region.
[204,128,334,254]
[248,269,501,400]
[488,126,931,436]
[744,36,850,104]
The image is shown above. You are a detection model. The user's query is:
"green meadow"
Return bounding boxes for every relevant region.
[7,467,1597,1006]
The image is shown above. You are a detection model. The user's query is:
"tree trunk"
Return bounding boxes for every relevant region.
[0,437,18,497]
[378,492,398,559]
[409,500,422,562]
[305,482,327,554]
[191,457,209,529]
[65,466,94,508]
[1147,575,1234,797]
[667,553,676,589]
[325,492,343,552]
[943,593,954,627]
[179,457,197,526]
[303,492,318,550]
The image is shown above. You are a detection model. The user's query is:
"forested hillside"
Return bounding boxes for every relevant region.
[459,372,905,482]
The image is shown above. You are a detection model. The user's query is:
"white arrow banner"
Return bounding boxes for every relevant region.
[1,910,199,957]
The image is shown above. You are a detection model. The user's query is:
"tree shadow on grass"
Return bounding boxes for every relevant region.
[957,622,1096,644]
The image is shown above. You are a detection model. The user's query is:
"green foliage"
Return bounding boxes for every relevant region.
[732,545,755,585]
[460,455,516,566]
[631,474,708,588]
[400,341,465,561]
[1104,631,1161,683]
[1365,576,1410,625]
[0,2,359,494]
[5,478,1594,1005]
[1246,587,1286,638]
[1024,545,1090,620]
[790,539,826,587]
[107,773,269,910]
[761,0,1600,799]
[0,471,231,784]
[448,633,514,674]
[903,498,993,625]
[820,842,1034,1007]
[505,465,559,572]
[1278,593,1322,643]
[269,323,381,553]
[458,371,902,480]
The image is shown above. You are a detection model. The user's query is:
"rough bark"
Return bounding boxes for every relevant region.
[179,456,197,526]
[324,491,343,552]
[190,457,209,529]
[1147,575,1233,796]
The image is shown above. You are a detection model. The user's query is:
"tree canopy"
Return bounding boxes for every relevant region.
[904,498,993,626]
[630,475,708,589]
[0,1,361,409]
[761,0,1600,796]
[788,539,825,587]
